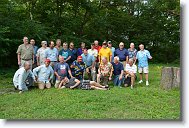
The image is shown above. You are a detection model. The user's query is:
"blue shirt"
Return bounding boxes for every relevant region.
[59,49,72,60]
[136,50,152,68]
[69,48,77,63]
[33,65,54,83]
[54,62,70,80]
[111,62,124,75]
[109,47,115,62]
[81,53,95,67]
[128,48,137,59]
[114,48,129,61]
[77,48,83,56]
[45,47,59,61]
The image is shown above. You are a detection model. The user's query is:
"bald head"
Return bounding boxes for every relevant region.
[130,43,135,49]
[24,61,31,70]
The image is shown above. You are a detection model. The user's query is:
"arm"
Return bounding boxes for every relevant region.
[109,65,113,80]
[70,79,81,89]
[17,53,21,66]
[65,56,71,62]
[32,54,35,64]
[119,70,124,80]
[49,67,54,81]
[68,69,73,78]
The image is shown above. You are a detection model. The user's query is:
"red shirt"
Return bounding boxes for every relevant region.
[94,45,101,62]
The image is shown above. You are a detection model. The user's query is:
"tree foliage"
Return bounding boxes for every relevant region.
[0,0,180,67]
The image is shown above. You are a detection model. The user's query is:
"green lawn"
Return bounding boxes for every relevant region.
[0,64,180,120]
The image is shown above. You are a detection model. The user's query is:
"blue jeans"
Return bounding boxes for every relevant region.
[113,75,124,87]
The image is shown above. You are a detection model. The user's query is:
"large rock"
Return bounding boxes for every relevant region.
[160,67,180,90]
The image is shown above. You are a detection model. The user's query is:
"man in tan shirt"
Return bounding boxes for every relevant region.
[17,36,34,69]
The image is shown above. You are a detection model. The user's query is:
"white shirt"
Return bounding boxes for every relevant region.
[36,47,47,65]
[88,49,98,58]
[13,67,35,87]
[125,64,137,74]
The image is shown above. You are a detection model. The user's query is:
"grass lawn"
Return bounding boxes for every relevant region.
[0,64,180,120]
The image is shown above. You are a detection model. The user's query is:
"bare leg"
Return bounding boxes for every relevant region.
[97,74,101,83]
[90,85,107,90]
[145,73,148,81]
[58,80,64,88]
[90,81,105,88]
[131,74,135,86]
[139,73,143,81]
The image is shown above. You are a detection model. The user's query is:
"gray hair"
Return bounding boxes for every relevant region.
[41,41,47,45]
[114,56,120,61]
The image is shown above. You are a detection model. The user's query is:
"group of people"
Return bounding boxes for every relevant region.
[13,36,152,93]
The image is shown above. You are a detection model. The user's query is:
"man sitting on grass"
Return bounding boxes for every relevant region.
[124,59,137,89]
[13,61,36,94]
[54,56,73,88]
[97,56,113,86]
[33,59,54,90]
[58,77,109,90]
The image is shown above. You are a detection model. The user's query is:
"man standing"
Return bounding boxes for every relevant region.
[30,39,38,69]
[98,41,112,64]
[68,42,77,65]
[114,42,129,68]
[108,41,115,63]
[111,56,124,88]
[59,42,72,65]
[97,57,113,86]
[125,59,137,89]
[45,41,59,68]
[93,40,101,73]
[13,61,36,93]
[36,41,48,66]
[81,49,96,81]
[128,42,137,64]
[88,43,98,60]
[55,39,63,52]
[71,56,86,80]
[77,42,86,56]
[54,56,73,88]
[17,36,34,69]
[33,59,54,90]
[136,44,152,86]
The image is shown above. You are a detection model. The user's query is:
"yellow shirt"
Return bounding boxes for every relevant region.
[98,47,112,63]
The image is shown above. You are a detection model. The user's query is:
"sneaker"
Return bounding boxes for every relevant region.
[131,85,133,89]
[124,84,128,87]
[138,80,143,84]
[146,81,149,86]
[19,91,23,94]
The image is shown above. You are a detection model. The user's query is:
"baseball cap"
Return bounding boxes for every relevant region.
[77,56,83,62]
[45,59,51,63]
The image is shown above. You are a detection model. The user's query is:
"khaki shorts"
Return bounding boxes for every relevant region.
[54,80,61,88]
[37,81,51,89]
[138,67,149,74]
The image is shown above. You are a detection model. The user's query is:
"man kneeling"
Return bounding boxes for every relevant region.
[58,77,109,90]
[124,59,137,89]
[33,59,54,89]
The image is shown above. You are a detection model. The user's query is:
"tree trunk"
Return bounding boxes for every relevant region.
[160,67,180,90]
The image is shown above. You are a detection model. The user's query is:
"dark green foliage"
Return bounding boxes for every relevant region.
[0,0,180,67]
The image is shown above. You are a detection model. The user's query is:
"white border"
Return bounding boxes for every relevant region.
[1,0,188,127]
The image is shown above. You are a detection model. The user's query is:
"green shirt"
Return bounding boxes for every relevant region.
[17,44,34,60]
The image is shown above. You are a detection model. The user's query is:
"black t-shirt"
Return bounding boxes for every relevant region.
[64,78,76,88]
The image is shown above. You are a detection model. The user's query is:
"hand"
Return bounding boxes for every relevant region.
[58,76,61,81]
[119,76,122,80]
[18,61,21,66]
[48,78,51,82]
[37,62,40,66]
[35,77,38,82]
[32,60,35,64]
[109,77,112,81]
